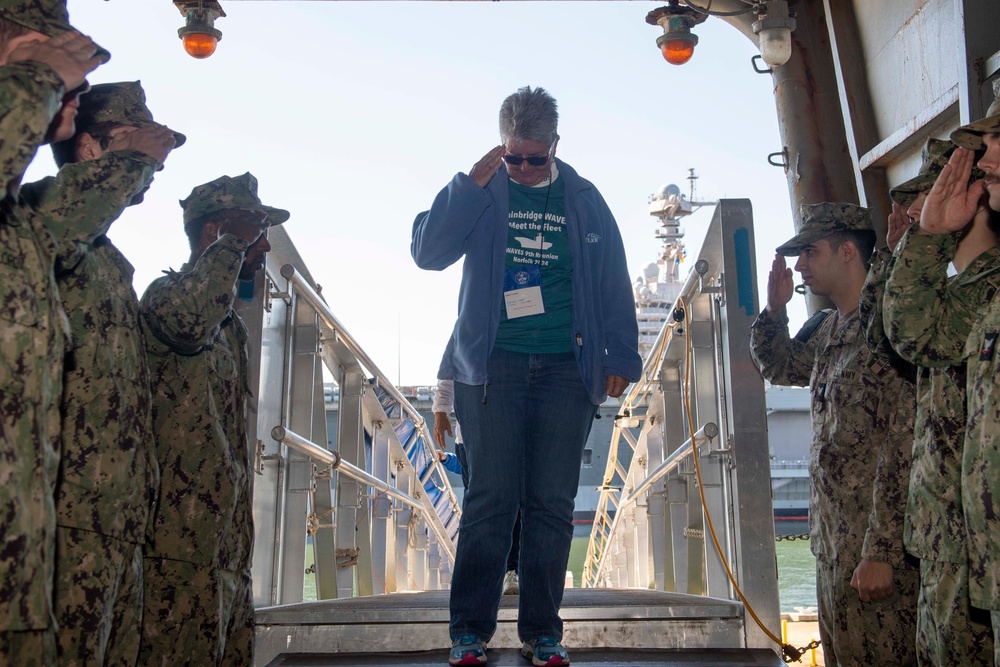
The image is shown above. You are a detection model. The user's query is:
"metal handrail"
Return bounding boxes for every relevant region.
[622,422,718,507]
[280,264,427,428]
[271,425,341,468]
[584,255,719,587]
[271,425,456,558]
[588,423,718,583]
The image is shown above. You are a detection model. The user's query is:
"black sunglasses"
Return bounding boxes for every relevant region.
[502,154,550,167]
[502,140,556,167]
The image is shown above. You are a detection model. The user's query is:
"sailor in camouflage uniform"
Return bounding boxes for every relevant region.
[885,83,1000,665]
[858,139,977,355]
[29,81,179,667]
[0,2,106,663]
[882,139,997,667]
[750,203,918,667]
[137,173,287,667]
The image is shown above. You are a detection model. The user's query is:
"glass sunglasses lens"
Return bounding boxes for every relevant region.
[502,154,548,166]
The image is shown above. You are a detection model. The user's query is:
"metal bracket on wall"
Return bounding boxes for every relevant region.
[295,324,321,355]
[265,275,292,313]
[699,278,723,295]
[289,459,316,493]
[751,54,773,74]
[255,439,282,475]
[338,480,363,510]
[767,148,789,169]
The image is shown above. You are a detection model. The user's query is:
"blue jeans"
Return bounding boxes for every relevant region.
[456,441,521,572]
[450,349,597,643]
[456,441,470,490]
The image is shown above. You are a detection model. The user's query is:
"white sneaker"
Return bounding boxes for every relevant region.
[502,570,519,595]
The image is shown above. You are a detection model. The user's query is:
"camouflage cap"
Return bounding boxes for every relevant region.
[181,173,289,227]
[951,78,1000,150]
[775,202,872,256]
[68,81,186,147]
[888,138,985,208]
[0,0,110,62]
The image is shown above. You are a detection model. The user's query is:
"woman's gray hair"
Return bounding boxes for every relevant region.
[499,86,559,145]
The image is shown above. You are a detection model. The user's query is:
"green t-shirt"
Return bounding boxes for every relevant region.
[494,175,574,353]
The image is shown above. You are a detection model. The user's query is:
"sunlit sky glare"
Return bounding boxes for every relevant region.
[27,0,810,386]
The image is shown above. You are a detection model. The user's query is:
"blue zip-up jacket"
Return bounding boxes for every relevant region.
[412,159,641,405]
[440,451,463,477]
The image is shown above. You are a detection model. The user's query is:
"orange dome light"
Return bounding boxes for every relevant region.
[182,32,218,59]
[659,36,697,65]
[175,1,225,60]
[646,3,706,67]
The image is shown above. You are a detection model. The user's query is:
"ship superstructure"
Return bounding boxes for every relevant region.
[634,174,708,358]
[633,175,810,522]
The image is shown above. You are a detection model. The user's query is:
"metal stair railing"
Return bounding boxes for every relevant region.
[581,200,781,651]
[238,227,461,607]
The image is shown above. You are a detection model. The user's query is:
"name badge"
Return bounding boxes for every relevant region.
[504,266,544,319]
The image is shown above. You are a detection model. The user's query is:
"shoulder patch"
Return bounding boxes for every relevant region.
[980,333,998,362]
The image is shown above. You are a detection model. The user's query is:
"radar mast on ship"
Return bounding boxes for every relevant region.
[634,169,716,359]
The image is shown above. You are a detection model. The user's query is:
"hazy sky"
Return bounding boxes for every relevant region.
[27,0,809,385]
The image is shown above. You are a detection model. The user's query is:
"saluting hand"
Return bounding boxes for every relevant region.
[766,253,794,314]
[8,31,105,92]
[885,202,911,251]
[920,148,985,235]
[218,216,267,245]
[469,145,505,188]
[107,125,176,166]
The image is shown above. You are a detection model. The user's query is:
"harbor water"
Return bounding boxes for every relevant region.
[304,521,818,614]
[773,521,817,612]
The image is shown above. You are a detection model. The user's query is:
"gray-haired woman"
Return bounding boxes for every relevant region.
[412,86,641,666]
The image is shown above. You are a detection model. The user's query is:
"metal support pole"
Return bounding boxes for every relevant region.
[369,426,394,593]
[335,370,367,597]
[718,201,781,649]
[731,1,859,314]
[241,267,290,607]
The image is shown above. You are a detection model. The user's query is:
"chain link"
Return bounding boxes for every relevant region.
[775,531,818,661]
[775,533,810,542]
[782,638,822,663]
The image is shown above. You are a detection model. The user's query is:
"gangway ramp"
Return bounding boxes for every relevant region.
[256,589,785,666]
[265,653,784,667]
[248,202,786,665]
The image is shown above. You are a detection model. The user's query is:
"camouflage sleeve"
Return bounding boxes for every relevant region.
[0,61,64,189]
[21,150,158,273]
[884,228,970,367]
[749,307,815,386]
[859,246,897,356]
[861,362,916,565]
[140,233,249,355]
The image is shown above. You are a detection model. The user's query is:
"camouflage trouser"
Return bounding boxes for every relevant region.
[0,629,56,667]
[917,558,994,666]
[54,526,142,667]
[816,557,919,667]
[994,611,1000,667]
[138,558,253,667]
